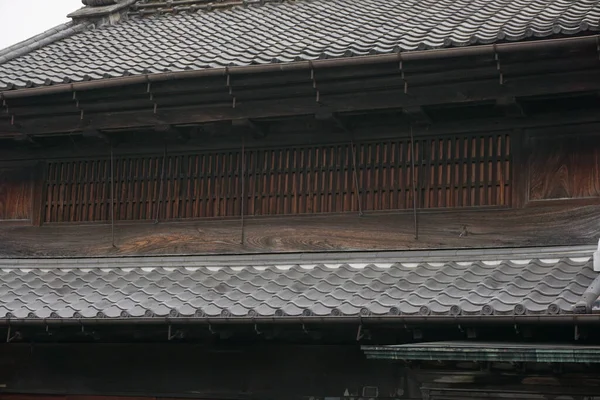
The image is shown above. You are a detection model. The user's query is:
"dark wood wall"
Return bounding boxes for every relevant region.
[0,125,597,256]
[0,165,33,221]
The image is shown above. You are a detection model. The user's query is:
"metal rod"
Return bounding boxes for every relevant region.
[3,35,597,99]
[410,126,418,240]
[154,141,167,224]
[110,142,115,247]
[240,136,246,245]
[350,139,363,216]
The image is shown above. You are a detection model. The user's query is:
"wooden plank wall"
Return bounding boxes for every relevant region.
[529,134,600,201]
[42,133,512,223]
[0,166,33,221]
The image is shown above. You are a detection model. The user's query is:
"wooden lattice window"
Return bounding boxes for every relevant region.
[43,133,511,223]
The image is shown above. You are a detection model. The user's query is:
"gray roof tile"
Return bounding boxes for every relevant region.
[0,0,599,89]
[0,254,596,320]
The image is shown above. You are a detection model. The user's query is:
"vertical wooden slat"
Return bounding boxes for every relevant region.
[40,132,513,223]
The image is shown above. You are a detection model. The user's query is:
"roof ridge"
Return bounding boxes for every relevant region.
[0,22,91,66]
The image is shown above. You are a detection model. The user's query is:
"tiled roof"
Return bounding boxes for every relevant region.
[0,0,599,89]
[0,249,596,320]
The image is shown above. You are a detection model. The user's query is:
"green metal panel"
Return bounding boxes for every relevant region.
[362,342,600,363]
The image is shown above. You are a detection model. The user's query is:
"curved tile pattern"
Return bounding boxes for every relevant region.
[0,257,594,320]
[0,0,599,89]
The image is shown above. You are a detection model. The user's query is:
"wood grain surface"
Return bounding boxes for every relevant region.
[529,135,600,201]
[0,205,597,257]
[0,166,32,221]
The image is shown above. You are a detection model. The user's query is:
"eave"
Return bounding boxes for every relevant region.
[1,34,599,140]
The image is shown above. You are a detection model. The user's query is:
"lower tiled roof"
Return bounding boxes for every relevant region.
[0,248,596,320]
[0,0,599,89]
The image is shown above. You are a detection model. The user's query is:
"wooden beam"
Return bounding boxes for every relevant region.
[0,108,598,160]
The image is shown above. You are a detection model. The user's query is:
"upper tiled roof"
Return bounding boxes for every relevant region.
[0,0,599,89]
[0,248,596,321]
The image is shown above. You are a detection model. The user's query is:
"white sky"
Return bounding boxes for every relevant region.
[0,0,83,49]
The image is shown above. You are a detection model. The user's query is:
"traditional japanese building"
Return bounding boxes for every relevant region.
[0,0,600,399]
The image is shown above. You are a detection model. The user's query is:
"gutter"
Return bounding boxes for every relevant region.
[2,34,598,99]
[2,314,600,326]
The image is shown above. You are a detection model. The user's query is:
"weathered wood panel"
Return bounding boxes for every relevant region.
[42,134,511,223]
[0,205,597,256]
[529,135,600,201]
[0,166,33,221]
